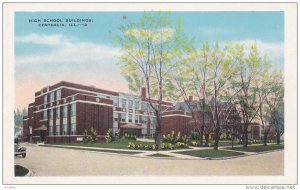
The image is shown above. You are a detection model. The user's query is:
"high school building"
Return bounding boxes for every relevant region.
[22,81,262,144]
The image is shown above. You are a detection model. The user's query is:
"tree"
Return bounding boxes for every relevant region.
[205,42,238,150]
[267,69,284,144]
[230,43,264,147]
[14,108,28,135]
[254,57,273,145]
[116,12,188,148]
[271,102,284,145]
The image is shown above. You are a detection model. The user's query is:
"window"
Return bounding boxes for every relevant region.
[56,89,61,100]
[121,113,126,122]
[50,92,54,102]
[56,107,60,118]
[135,100,140,110]
[142,116,148,124]
[44,95,48,104]
[63,124,68,135]
[113,97,118,107]
[50,109,53,119]
[63,105,68,118]
[55,124,60,135]
[129,100,133,109]
[113,113,118,122]
[71,103,76,116]
[128,114,132,123]
[121,99,127,108]
[135,115,139,123]
[43,110,47,120]
[49,124,53,136]
[71,123,76,135]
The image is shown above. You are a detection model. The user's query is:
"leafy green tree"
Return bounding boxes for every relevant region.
[116,12,189,148]
[266,68,284,145]
[230,43,266,147]
[14,108,27,135]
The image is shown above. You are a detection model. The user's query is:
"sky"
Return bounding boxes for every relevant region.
[15,11,284,110]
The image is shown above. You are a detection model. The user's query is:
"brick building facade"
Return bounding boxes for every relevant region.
[22,81,262,144]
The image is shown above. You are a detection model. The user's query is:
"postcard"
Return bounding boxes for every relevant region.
[2,2,297,185]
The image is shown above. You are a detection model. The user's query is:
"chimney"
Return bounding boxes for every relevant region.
[189,96,193,101]
[141,87,146,99]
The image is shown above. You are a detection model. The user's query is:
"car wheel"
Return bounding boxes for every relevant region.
[22,153,26,158]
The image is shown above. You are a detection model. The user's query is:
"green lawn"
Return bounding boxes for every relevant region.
[147,153,174,157]
[41,144,143,155]
[46,139,154,149]
[223,144,284,152]
[174,149,244,158]
[15,165,29,176]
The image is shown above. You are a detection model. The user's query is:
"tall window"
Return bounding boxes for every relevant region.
[50,92,54,102]
[50,109,53,119]
[56,107,60,118]
[113,113,118,122]
[44,95,48,104]
[43,110,47,120]
[63,124,68,135]
[113,97,118,107]
[71,123,76,135]
[142,116,147,124]
[121,113,126,122]
[128,114,132,123]
[56,89,61,100]
[135,115,139,123]
[49,124,53,136]
[63,105,68,118]
[121,99,127,108]
[135,100,140,110]
[55,124,60,135]
[71,103,76,116]
[128,100,133,109]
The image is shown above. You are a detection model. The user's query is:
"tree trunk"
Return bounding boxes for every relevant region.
[243,124,248,147]
[214,127,220,150]
[205,134,209,146]
[154,114,162,149]
[263,132,268,146]
[276,132,281,145]
[200,126,204,146]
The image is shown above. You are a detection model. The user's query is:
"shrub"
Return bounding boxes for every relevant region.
[83,127,98,144]
[105,129,115,143]
[124,133,137,141]
[190,131,200,141]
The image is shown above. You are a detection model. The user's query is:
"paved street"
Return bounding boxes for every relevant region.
[15,143,284,176]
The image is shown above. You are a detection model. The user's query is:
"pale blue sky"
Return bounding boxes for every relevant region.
[14,11,284,109]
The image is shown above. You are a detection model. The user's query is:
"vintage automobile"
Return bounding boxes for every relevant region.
[14,137,26,158]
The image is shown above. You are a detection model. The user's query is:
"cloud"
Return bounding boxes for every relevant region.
[15,33,74,46]
[15,33,120,65]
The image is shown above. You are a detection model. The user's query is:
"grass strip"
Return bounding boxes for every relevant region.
[175,149,244,158]
[15,165,29,176]
[223,145,284,152]
[41,144,143,155]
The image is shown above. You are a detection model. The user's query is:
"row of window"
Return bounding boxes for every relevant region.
[43,103,76,120]
[114,97,159,111]
[49,123,76,136]
[113,113,154,124]
[44,89,62,104]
